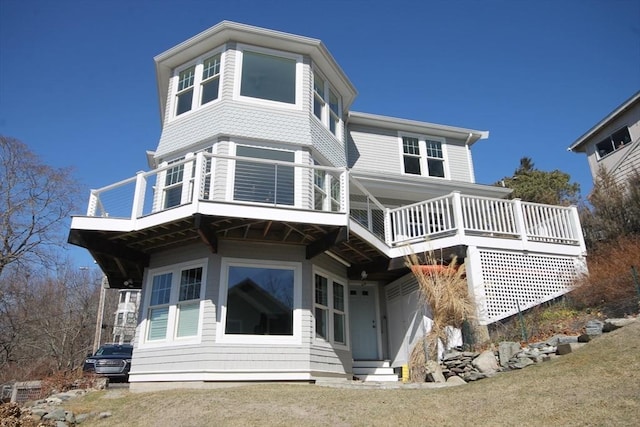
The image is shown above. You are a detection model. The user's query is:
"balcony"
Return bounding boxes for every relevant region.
[69,152,586,287]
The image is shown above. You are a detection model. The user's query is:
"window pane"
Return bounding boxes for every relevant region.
[176,89,193,115]
[164,186,183,208]
[612,127,631,149]
[403,137,420,155]
[201,78,219,104]
[315,307,327,338]
[404,156,421,175]
[150,273,172,306]
[314,96,323,120]
[234,146,294,205]
[148,307,169,340]
[315,275,328,306]
[426,140,443,158]
[178,67,195,91]
[333,312,345,343]
[225,266,294,335]
[329,90,339,115]
[428,158,445,177]
[314,74,325,97]
[202,55,220,80]
[241,51,296,104]
[333,282,344,311]
[179,267,202,301]
[177,302,200,337]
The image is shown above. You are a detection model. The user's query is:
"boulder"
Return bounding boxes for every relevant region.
[556,342,586,355]
[498,341,521,367]
[510,357,534,369]
[425,360,446,383]
[603,318,637,332]
[472,350,499,375]
[585,319,604,336]
[446,376,467,386]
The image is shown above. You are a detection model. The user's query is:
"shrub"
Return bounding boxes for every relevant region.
[570,235,640,317]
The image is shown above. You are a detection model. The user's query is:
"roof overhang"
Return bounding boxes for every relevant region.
[348,111,489,145]
[351,170,512,201]
[154,21,358,126]
[568,90,640,153]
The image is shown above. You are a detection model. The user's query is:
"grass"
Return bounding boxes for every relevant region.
[64,319,640,427]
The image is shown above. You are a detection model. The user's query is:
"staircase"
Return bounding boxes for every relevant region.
[352,360,398,382]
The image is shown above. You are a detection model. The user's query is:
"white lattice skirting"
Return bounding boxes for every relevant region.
[477,249,586,324]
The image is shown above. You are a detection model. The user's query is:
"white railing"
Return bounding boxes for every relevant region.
[388,192,582,248]
[85,152,349,219]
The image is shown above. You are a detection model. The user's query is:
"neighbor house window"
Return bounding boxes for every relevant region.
[218,258,302,344]
[400,135,446,178]
[144,261,206,344]
[234,145,295,205]
[240,50,296,104]
[596,127,632,159]
[314,271,347,346]
[313,71,342,138]
[171,50,223,118]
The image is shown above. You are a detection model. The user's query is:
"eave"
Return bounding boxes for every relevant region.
[348,111,489,145]
[568,90,640,153]
[154,21,357,126]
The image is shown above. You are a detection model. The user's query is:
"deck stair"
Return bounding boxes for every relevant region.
[352,360,398,382]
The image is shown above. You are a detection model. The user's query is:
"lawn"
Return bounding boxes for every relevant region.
[67,319,640,427]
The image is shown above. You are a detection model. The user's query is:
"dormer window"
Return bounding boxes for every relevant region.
[313,71,342,138]
[172,51,223,118]
[400,135,446,178]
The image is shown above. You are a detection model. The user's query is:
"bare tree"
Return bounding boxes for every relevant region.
[0,136,80,276]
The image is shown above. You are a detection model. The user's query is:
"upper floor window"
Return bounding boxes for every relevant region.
[400,135,446,178]
[172,51,223,118]
[313,71,342,138]
[596,127,631,159]
[235,45,302,108]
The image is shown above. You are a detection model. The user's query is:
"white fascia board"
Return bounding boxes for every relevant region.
[154,21,357,125]
[348,111,489,145]
[568,90,640,153]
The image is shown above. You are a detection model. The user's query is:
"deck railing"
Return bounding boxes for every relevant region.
[84,156,582,250]
[86,152,349,219]
[388,192,583,247]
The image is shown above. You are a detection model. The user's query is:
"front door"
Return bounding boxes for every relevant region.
[349,285,379,360]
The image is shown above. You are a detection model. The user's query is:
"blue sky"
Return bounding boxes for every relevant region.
[1,0,639,267]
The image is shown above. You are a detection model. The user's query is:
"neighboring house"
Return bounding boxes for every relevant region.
[568,91,640,186]
[68,21,587,389]
[112,290,141,344]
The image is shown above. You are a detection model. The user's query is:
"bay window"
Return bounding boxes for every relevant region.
[314,271,347,346]
[400,135,446,178]
[144,261,206,344]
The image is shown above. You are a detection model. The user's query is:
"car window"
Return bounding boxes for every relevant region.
[95,346,133,356]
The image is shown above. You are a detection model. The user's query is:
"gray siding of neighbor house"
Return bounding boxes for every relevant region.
[154,45,346,168]
[583,102,640,183]
[131,241,351,379]
[346,124,474,183]
[612,143,640,184]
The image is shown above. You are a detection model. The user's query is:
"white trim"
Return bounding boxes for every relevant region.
[233,43,304,110]
[138,258,208,349]
[217,257,302,345]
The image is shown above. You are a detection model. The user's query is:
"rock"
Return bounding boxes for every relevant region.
[556,342,586,355]
[546,335,578,346]
[56,421,68,427]
[585,319,604,336]
[578,334,591,342]
[65,410,76,423]
[498,341,521,367]
[98,411,112,419]
[46,396,63,405]
[76,413,93,424]
[603,318,637,332]
[472,350,499,374]
[425,360,446,383]
[44,408,67,421]
[510,357,534,369]
[463,371,486,381]
[446,375,467,386]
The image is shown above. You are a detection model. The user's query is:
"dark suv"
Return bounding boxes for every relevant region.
[83,344,133,381]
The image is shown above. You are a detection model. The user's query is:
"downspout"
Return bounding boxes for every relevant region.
[465,133,476,184]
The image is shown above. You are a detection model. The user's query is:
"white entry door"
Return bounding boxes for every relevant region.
[349,285,379,360]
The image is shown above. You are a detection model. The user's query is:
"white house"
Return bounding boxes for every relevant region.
[112,290,141,344]
[568,91,640,186]
[69,21,587,389]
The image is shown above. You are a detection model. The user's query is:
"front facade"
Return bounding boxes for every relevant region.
[568,91,640,186]
[112,290,141,344]
[69,22,587,388]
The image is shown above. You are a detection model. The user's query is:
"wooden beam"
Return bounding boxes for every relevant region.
[194,214,218,253]
[306,227,348,259]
